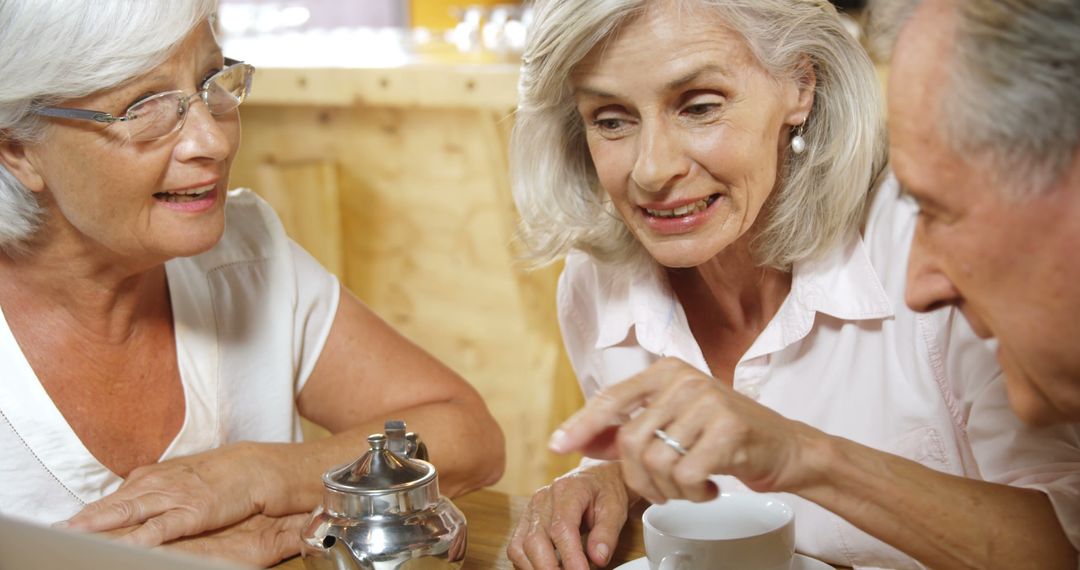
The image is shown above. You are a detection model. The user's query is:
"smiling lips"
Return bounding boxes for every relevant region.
[154,182,216,203]
[643,193,721,218]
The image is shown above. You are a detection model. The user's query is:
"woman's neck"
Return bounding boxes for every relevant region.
[0,243,169,343]
[665,239,792,381]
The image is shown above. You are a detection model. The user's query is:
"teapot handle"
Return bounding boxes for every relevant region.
[384,420,428,460]
[406,432,429,461]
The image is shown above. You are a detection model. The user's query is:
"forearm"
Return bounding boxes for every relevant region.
[255,397,505,517]
[796,433,1076,570]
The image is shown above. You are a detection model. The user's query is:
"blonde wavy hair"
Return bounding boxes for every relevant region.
[512,0,888,270]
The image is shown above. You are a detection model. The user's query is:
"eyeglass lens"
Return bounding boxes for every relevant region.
[123,63,252,141]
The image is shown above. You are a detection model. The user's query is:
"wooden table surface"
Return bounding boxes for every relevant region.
[275,488,646,569]
[275,489,845,569]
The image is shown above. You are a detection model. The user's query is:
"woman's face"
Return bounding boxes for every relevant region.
[572,1,812,268]
[23,20,237,266]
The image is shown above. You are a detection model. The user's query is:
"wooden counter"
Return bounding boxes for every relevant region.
[230,55,584,497]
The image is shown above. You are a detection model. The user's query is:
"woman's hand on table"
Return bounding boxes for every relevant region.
[60,442,295,548]
[102,512,307,567]
[508,461,634,570]
[164,512,308,567]
[548,358,826,504]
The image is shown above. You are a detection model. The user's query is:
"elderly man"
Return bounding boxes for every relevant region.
[889,0,1080,425]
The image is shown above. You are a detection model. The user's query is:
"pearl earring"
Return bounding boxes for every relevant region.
[790,120,807,155]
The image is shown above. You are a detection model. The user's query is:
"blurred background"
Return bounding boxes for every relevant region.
[221,0,872,497]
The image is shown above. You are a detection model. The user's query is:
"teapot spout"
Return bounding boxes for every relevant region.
[321,535,368,570]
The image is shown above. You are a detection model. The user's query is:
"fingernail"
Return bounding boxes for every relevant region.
[596,543,610,563]
[548,429,569,452]
[52,520,69,529]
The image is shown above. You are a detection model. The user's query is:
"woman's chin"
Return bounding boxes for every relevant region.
[645,246,723,269]
[639,237,734,270]
[156,225,225,260]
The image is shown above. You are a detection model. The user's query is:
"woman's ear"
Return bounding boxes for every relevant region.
[0,137,45,193]
[785,56,817,126]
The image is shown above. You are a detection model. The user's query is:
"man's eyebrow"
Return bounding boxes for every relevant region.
[899,181,948,212]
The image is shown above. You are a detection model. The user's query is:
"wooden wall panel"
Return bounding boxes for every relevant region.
[253,158,344,277]
[232,99,582,496]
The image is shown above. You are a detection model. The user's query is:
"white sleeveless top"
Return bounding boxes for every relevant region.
[0,189,339,523]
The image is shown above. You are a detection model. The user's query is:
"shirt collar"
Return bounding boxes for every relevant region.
[593,232,894,353]
[791,233,894,322]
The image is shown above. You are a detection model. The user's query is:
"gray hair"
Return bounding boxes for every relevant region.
[875,0,1080,195]
[512,0,888,270]
[0,0,217,252]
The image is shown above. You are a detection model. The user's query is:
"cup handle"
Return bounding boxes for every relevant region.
[659,553,690,570]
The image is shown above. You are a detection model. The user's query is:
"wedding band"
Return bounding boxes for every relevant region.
[653,428,689,456]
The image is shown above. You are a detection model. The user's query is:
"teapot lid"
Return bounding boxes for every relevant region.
[324,433,435,494]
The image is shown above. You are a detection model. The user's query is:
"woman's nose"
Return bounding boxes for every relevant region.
[175,100,233,162]
[631,121,688,193]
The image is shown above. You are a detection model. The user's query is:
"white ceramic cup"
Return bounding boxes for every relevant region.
[643,492,795,570]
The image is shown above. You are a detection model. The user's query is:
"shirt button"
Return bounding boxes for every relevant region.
[737,384,761,400]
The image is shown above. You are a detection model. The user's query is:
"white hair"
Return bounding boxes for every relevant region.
[0,0,218,252]
[872,0,1080,195]
[512,0,888,270]
[948,0,1080,194]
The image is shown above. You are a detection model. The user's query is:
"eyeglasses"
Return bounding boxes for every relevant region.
[33,58,255,142]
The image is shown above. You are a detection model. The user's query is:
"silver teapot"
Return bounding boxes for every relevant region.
[300,421,467,570]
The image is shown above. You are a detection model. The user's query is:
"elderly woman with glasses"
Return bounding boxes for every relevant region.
[507,0,1080,569]
[0,1,504,566]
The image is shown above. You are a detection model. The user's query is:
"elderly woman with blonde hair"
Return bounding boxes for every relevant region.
[0,1,504,566]
[507,0,1080,568]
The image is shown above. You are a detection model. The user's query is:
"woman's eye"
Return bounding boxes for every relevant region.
[201,68,223,87]
[594,118,624,131]
[124,92,159,114]
[682,102,720,117]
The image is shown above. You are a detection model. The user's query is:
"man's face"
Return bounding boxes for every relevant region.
[889,0,1080,425]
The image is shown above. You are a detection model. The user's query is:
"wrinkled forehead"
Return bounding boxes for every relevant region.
[888,2,956,149]
[572,0,752,79]
[72,19,222,108]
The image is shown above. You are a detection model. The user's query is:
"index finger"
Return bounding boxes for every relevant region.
[548,375,660,455]
[63,495,162,532]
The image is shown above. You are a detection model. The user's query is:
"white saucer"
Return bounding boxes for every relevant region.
[612,553,834,570]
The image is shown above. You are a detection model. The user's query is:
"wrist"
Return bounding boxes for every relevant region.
[240,442,300,516]
[783,422,839,497]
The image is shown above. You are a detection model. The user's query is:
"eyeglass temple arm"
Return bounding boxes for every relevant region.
[34,58,247,124]
[33,107,119,123]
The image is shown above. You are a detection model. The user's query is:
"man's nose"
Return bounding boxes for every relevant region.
[905,233,961,313]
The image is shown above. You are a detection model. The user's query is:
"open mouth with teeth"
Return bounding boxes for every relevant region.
[154,186,215,203]
[643,193,721,218]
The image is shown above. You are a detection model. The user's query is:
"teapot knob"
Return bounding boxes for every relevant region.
[367,433,387,451]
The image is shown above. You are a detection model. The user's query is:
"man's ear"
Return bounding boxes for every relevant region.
[785,56,817,126]
[0,136,45,193]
